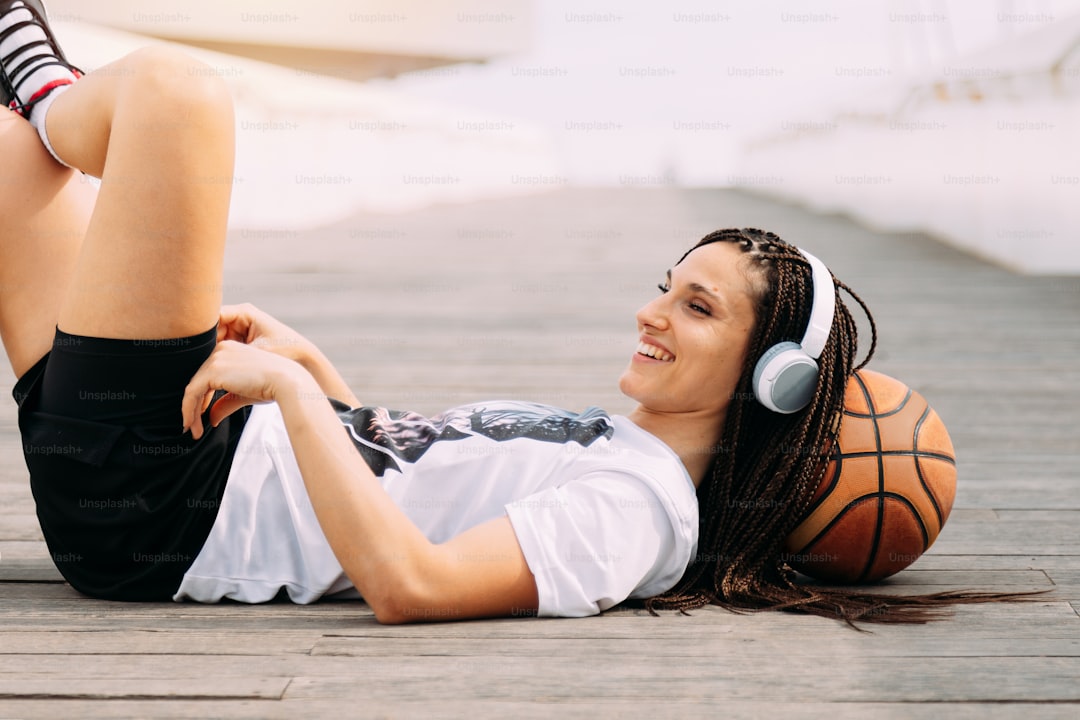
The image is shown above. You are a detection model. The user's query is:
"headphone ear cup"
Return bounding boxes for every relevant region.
[753,342,820,414]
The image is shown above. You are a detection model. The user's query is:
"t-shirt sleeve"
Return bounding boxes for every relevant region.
[504,470,697,618]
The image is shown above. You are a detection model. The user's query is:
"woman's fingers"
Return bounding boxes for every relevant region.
[183,340,300,439]
[218,303,283,348]
[208,391,260,428]
[182,343,232,439]
[217,304,255,343]
[183,370,218,439]
[181,385,206,439]
[218,303,313,363]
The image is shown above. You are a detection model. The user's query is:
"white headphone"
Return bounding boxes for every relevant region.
[752,248,835,414]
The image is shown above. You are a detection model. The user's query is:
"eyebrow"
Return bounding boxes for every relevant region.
[689,282,727,310]
[667,270,729,312]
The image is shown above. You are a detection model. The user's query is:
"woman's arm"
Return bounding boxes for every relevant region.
[292,340,360,408]
[183,341,539,623]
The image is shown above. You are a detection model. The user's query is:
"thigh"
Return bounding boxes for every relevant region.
[45,48,235,341]
[0,111,93,379]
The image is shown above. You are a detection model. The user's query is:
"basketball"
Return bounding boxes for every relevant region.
[783,369,957,584]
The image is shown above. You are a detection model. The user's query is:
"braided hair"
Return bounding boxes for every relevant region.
[645,228,1030,626]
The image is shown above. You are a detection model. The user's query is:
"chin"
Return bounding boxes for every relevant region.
[617,368,640,402]
[618,368,663,408]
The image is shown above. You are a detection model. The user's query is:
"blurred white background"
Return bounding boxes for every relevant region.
[390,0,1077,182]
[47,0,1080,272]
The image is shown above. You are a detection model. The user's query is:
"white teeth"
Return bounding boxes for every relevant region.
[636,341,674,362]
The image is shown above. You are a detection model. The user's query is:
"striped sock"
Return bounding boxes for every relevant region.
[0,1,80,165]
[0,1,79,126]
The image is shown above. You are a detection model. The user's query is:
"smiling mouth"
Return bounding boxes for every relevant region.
[636,341,675,362]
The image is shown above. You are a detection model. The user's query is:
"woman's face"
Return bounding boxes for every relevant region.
[619,241,760,418]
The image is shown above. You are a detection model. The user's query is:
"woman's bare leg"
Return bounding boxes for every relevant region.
[0,110,93,379]
[43,45,234,340]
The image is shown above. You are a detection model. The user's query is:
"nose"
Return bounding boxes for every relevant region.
[636,292,671,331]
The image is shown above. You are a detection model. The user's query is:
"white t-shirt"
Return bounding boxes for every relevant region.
[174,400,699,617]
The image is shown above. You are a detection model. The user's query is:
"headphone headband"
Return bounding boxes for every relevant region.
[751,247,836,414]
[797,249,835,359]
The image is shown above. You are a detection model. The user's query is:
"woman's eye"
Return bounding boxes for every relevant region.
[689,302,711,316]
[657,282,670,294]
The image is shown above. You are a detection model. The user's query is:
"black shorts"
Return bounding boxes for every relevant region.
[14,326,250,601]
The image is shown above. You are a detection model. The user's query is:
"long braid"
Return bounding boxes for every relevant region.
[644,228,1036,625]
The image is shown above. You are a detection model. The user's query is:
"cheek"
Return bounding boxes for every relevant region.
[699,357,743,402]
[700,329,754,394]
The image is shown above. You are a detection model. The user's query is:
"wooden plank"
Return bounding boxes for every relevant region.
[0,514,43,542]
[995,511,1080,523]
[300,602,1080,641]
[0,700,1074,720]
[0,491,35,514]
[929,532,1080,556]
[0,539,61,582]
[0,630,321,655]
[913,555,1080,571]
[810,568,1055,596]
[1046,571,1080,588]
[0,676,287,700]
[282,657,1080,702]
[0,540,50,559]
[0,589,1074,636]
[869,570,1050,586]
[0,559,63,582]
[311,636,1080,659]
[943,509,1001,521]
[0,601,379,632]
[953,487,1080,511]
[1,653,1079,703]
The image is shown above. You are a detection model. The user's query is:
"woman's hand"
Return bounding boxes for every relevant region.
[181,340,319,440]
[217,303,316,364]
[218,302,361,408]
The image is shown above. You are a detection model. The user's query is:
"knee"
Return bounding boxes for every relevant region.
[118,46,233,123]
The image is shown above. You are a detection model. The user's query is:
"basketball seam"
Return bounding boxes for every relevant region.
[799,491,931,581]
[912,404,945,528]
[800,492,880,556]
[855,371,886,585]
[881,491,931,549]
[843,388,912,419]
[838,449,956,465]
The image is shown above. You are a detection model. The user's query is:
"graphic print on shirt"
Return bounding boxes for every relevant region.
[332,400,614,477]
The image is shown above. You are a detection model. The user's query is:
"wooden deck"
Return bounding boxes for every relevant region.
[1,188,1078,718]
